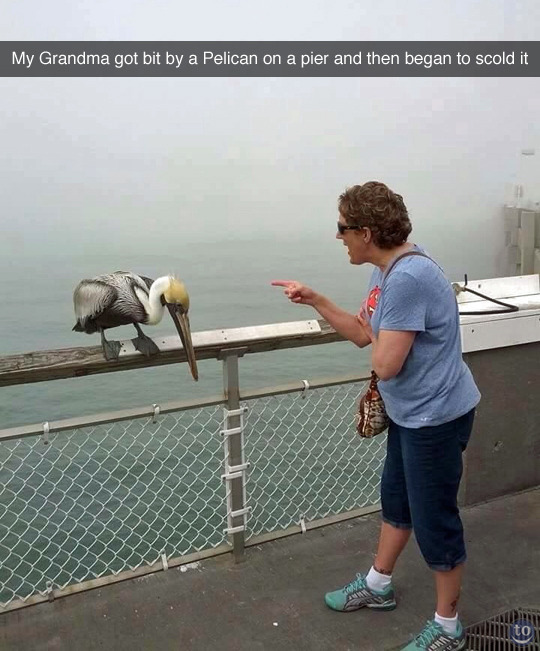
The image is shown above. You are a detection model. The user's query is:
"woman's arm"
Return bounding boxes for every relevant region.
[314,295,371,348]
[370,330,416,380]
[271,280,371,348]
[357,311,416,380]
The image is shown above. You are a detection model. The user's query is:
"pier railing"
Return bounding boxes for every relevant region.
[0,374,383,612]
[0,320,383,612]
[2,273,540,614]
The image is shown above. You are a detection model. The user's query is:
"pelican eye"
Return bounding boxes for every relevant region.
[163,278,189,309]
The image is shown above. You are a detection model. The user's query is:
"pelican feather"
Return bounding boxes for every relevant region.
[72,271,198,380]
[73,271,155,333]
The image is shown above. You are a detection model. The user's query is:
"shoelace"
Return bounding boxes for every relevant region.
[415,621,445,648]
[345,573,367,595]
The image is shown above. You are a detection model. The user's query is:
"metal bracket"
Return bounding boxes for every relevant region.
[301,379,310,399]
[46,580,55,601]
[151,404,161,423]
[228,462,250,474]
[452,275,469,295]
[225,407,248,418]
[42,422,50,446]
[299,515,307,534]
[222,471,243,481]
[230,507,252,519]
[221,426,243,437]
[224,525,245,535]
[161,551,168,571]
[221,406,248,437]
[221,463,250,481]
[218,346,248,360]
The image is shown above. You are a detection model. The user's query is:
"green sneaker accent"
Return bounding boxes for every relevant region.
[401,620,466,650]
[324,572,397,612]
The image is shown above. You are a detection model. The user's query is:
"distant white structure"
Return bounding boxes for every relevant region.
[504,206,540,275]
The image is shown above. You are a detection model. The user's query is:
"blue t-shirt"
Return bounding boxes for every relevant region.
[366,247,481,428]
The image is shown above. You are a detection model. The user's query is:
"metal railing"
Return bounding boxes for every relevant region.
[0,329,383,612]
[4,283,539,613]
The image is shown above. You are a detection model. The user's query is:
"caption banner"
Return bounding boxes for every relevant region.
[1,41,538,77]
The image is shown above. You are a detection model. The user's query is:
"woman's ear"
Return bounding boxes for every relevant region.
[363,227,372,244]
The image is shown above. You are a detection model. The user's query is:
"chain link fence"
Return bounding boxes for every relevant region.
[0,406,226,608]
[0,376,385,611]
[244,381,384,536]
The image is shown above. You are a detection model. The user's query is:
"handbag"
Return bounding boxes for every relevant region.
[356,370,389,437]
[355,250,435,438]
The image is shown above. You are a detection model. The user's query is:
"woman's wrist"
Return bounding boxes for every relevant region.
[311,293,327,311]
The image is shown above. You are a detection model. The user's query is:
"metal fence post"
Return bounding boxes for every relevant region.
[220,347,249,562]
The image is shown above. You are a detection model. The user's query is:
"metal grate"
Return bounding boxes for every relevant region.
[466,607,539,650]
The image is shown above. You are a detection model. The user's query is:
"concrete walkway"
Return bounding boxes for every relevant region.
[1,488,539,651]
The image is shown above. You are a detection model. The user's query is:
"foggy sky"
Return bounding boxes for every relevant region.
[1,0,540,280]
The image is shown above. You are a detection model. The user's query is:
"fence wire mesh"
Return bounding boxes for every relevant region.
[0,377,385,610]
[244,381,385,537]
[0,406,225,607]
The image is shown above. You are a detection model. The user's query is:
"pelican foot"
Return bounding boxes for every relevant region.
[102,339,122,361]
[132,334,160,357]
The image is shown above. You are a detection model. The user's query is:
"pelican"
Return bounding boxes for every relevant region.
[72,272,198,380]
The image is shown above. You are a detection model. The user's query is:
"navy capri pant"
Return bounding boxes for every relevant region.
[381,409,475,572]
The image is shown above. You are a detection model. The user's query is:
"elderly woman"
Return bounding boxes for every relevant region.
[272,181,480,651]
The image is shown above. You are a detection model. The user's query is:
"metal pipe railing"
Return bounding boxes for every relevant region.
[0,366,375,613]
[0,373,367,442]
[2,279,540,614]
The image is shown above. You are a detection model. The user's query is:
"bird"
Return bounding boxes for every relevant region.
[72,271,198,380]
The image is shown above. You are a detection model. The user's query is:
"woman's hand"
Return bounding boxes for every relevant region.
[272,280,371,348]
[271,280,320,307]
[357,308,376,343]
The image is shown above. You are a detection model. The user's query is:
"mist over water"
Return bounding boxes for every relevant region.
[2,0,540,611]
[0,234,374,428]
[0,205,531,430]
[2,1,540,429]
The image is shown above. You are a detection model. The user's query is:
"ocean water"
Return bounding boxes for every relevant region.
[0,234,373,429]
[0,234,381,603]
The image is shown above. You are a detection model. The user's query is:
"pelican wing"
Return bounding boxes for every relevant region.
[73,271,156,333]
[96,271,151,292]
[138,275,155,291]
[73,280,118,322]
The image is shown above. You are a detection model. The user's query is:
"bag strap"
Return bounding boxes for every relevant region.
[382,249,442,286]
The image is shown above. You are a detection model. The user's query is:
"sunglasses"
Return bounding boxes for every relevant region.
[337,221,363,235]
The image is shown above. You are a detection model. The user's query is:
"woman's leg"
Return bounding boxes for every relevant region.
[324,420,411,612]
[432,410,474,618]
[399,409,475,640]
[374,521,412,575]
[400,412,473,572]
[435,564,464,617]
[378,419,414,573]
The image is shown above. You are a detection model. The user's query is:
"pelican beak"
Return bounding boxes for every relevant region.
[167,305,199,381]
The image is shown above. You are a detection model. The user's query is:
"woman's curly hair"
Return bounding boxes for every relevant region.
[338,181,412,249]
